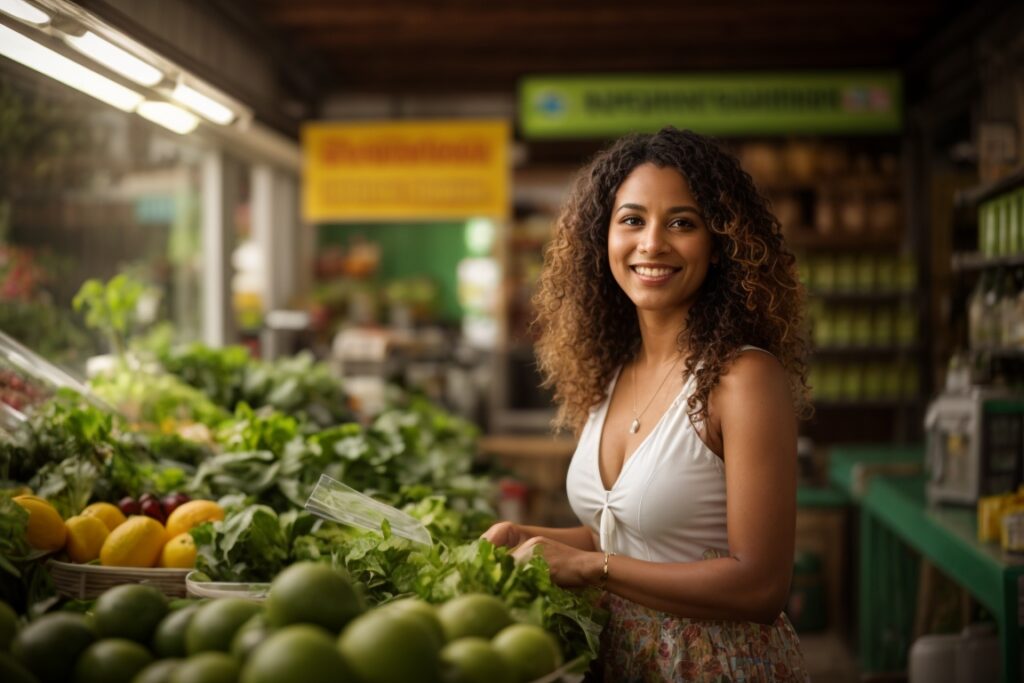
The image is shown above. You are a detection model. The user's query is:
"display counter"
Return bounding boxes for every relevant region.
[830,445,1024,683]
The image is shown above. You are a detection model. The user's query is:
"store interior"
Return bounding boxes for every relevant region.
[1,1,1023,681]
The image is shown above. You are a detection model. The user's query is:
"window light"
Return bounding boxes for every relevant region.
[0,0,49,26]
[171,82,235,125]
[0,23,143,111]
[65,30,163,87]
[136,101,199,134]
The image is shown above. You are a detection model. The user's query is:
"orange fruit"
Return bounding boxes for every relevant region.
[13,495,66,552]
[100,515,166,567]
[64,515,110,563]
[160,533,197,569]
[165,501,224,539]
[80,502,127,532]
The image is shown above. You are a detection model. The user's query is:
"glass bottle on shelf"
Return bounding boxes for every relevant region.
[1013,267,1024,349]
[998,268,1020,348]
[968,271,989,350]
[984,268,1004,349]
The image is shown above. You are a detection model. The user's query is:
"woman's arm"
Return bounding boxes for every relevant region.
[482,521,596,552]
[518,350,798,624]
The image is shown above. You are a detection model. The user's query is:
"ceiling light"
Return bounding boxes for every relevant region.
[65,30,163,87]
[0,0,49,26]
[137,101,199,134]
[171,82,235,125]
[0,24,142,111]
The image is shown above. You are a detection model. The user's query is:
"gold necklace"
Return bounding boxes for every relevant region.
[629,355,681,435]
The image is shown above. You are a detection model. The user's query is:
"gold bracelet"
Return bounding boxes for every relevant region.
[600,551,615,588]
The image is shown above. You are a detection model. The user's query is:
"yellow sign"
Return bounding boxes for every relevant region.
[302,120,510,222]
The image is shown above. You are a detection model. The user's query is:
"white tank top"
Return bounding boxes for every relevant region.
[566,356,741,563]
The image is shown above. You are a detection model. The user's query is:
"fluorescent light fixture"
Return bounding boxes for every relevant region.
[0,24,142,111]
[0,0,49,26]
[137,101,199,134]
[65,30,163,86]
[171,82,235,125]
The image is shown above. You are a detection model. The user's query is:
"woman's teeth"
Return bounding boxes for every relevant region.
[633,266,676,277]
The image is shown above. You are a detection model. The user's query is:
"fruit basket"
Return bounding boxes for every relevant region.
[47,560,190,599]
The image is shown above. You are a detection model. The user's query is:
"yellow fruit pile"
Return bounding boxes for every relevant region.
[13,495,223,569]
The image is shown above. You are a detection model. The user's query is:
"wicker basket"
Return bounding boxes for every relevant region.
[47,560,189,599]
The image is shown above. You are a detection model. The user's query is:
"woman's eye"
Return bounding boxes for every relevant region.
[621,216,643,226]
[670,218,697,230]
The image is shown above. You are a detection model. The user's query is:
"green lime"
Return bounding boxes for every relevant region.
[0,651,38,683]
[94,584,168,644]
[241,625,351,683]
[0,601,18,652]
[152,604,199,658]
[441,637,514,683]
[384,598,443,648]
[436,594,512,641]
[230,613,272,662]
[491,624,562,683]
[12,612,95,683]
[73,638,153,683]
[131,659,182,683]
[169,652,239,683]
[338,609,440,683]
[265,562,363,633]
[186,599,262,655]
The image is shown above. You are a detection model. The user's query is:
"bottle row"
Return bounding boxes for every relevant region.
[978,186,1024,257]
[797,252,917,295]
[967,267,1024,350]
[809,361,920,403]
[809,302,918,349]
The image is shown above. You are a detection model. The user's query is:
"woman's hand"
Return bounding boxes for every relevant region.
[512,536,603,588]
[480,521,526,548]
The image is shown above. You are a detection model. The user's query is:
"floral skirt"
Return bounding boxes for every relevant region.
[588,593,811,683]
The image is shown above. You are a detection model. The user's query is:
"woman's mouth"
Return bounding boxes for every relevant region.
[630,264,681,282]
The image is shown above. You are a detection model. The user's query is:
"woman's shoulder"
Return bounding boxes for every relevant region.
[716,346,789,401]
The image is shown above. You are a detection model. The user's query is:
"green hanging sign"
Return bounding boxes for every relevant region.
[519,72,901,138]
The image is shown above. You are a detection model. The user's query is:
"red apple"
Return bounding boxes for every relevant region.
[118,496,140,516]
[140,498,165,524]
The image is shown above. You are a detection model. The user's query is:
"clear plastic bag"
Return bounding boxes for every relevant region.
[304,474,431,547]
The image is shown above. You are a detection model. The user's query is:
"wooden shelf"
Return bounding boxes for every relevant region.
[787,231,903,250]
[951,252,1024,272]
[807,290,915,302]
[812,345,919,357]
[954,166,1024,208]
[813,399,921,409]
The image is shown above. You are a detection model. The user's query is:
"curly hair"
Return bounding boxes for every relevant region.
[532,127,811,434]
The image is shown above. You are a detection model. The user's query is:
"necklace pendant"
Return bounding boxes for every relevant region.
[629,418,641,434]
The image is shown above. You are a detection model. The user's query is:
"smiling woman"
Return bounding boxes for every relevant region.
[482,127,813,681]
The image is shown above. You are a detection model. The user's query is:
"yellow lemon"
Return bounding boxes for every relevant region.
[64,515,110,563]
[159,532,197,569]
[99,516,166,568]
[165,500,224,539]
[13,495,67,552]
[80,502,127,532]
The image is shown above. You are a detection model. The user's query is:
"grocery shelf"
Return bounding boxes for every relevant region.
[951,251,1024,272]
[807,290,916,302]
[811,345,919,357]
[787,232,903,250]
[954,165,1024,208]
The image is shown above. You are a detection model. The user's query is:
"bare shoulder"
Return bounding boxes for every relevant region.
[713,348,793,416]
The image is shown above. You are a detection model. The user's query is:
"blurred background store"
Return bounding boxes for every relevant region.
[1,0,1023,680]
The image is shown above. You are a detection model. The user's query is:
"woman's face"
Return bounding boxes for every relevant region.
[607,163,714,316]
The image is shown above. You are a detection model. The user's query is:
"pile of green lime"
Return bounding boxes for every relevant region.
[0,562,566,683]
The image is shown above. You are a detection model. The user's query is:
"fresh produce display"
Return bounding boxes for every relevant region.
[0,273,607,672]
[0,564,573,683]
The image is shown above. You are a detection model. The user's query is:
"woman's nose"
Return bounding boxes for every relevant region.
[638,224,667,254]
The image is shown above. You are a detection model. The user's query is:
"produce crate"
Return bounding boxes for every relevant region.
[47,560,189,599]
